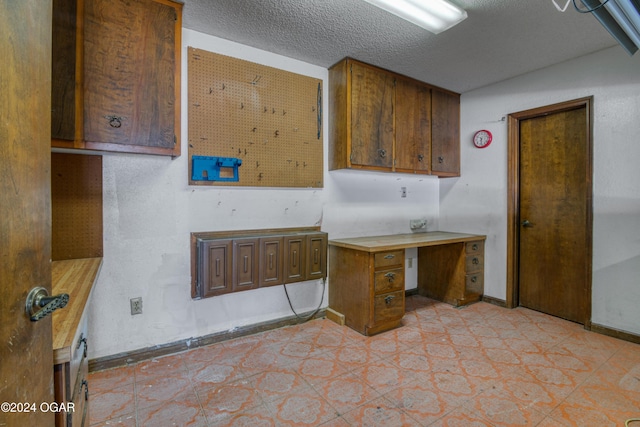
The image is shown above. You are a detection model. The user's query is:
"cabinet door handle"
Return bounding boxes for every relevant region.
[438,156,444,163]
[385,272,396,282]
[314,248,319,264]
[292,250,297,268]
[215,258,220,276]
[104,115,123,128]
[384,295,395,305]
[269,253,273,270]
[76,334,88,359]
[81,379,89,401]
[243,255,248,273]
[378,149,387,158]
[417,154,424,162]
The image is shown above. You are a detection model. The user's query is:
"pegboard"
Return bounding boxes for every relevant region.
[188,47,323,188]
[51,153,103,261]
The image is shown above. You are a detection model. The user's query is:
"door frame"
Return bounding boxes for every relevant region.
[506,97,594,327]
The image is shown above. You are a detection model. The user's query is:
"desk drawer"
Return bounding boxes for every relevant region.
[374,268,404,294]
[374,250,403,269]
[465,253,483,273]
[465,273,484,295]
[465,240,484,255]
[373,290,404,323]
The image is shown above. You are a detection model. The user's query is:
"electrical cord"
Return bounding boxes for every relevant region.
[573,0,612,13]
[283,277,326,321]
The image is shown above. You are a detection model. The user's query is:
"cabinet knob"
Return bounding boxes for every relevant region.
[438,156,444,163]
[378,149,387,158]
[417,154,424,162]
[472,257,479,265]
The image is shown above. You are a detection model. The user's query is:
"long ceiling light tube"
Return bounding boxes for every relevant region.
[580,0,639,54]
[362,0,468,34]
[604,0,640,47]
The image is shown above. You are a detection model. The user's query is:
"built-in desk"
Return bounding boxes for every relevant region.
[52,257,102,427]
[328,231,486,335]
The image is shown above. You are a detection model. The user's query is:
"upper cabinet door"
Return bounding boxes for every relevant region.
[395,78,431,173]
[431,89,460,176]
[83,0,180,156]
[349,61,394,170]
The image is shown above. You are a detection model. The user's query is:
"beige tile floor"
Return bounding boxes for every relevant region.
[88,295,640,426]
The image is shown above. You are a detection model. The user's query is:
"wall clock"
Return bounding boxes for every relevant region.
[473,130,492,149]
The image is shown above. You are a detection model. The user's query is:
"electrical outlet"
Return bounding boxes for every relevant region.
[130,297,143,315]
[410,219,427,232]
[401,187,407,198]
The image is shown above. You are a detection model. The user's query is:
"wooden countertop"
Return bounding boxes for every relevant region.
[52,257,102,364]
[329,231,486,252]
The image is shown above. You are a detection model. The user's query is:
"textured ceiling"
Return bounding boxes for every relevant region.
[181,0,619,93]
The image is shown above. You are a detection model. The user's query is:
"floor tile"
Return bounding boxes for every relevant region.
[89,383,135,425]
[311,371,380,414]
[264,389,340,426]
[341,396,422,427]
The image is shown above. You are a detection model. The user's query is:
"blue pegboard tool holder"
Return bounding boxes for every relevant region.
[192,156,242,182]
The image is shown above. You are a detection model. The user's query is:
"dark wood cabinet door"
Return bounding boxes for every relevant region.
[233,238,258,291]
[350,61,394,169]
[83,0,180,156]
[284,236,306,283]
[259,237,283,287]
[51,0,80,143]
[431,89,460,176]
[307,234,327,280]
[199,239,232,297]
[395,78,431,173]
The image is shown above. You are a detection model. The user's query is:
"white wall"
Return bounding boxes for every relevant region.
[88,29,440,359]
[440,46,640,335]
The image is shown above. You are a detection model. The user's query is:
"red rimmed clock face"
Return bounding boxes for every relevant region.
[473,130,492,148]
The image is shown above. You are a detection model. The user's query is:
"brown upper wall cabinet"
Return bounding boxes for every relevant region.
[51,0,182,157]
[329,58,460,177]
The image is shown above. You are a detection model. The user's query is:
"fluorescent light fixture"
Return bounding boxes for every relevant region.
[580,0,640,55]
[362,0,468,34]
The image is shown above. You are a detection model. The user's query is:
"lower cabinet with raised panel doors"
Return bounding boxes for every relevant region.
[191,228,328,299]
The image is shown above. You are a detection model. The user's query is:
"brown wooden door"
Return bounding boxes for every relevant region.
[1,1,55,426]
[518,106,590,323]
[395,78,431,173]
[350,61,394,170]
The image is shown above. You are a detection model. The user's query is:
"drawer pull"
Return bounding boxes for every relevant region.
[471,276,477,283]
[384,272,396,282]
[384,295,395,305]
[383,254,395,259]
[472,243,478,251]
[472,257,479,265]
[378,148,387,158]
